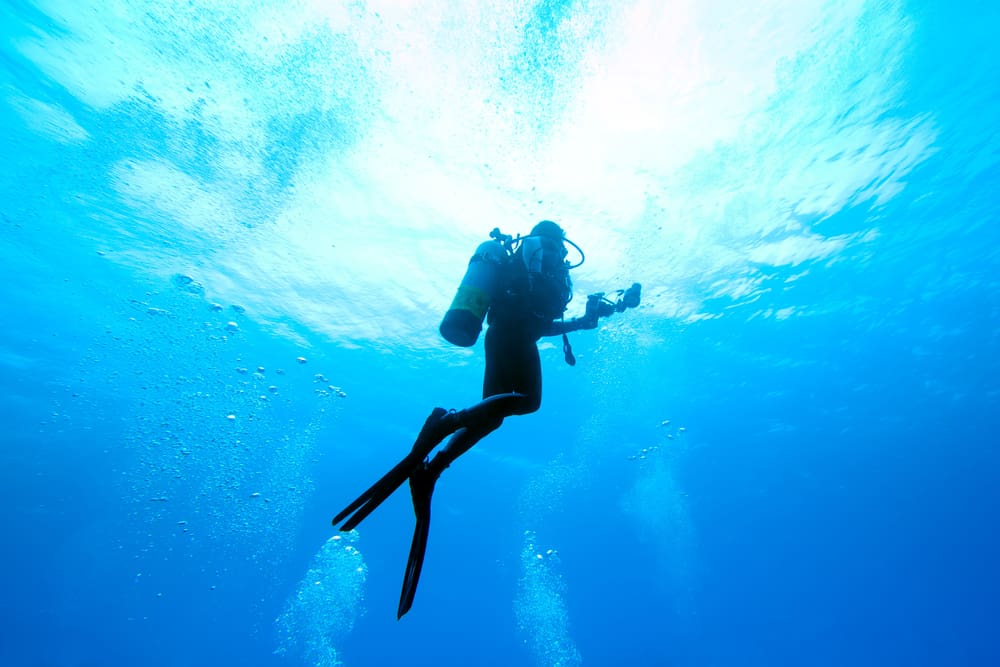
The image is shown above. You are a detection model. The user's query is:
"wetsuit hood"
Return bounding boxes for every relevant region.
[530,220,565,240]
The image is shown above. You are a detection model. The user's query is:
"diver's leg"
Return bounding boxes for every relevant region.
[425,422,497,475]
[423,327,543,476]
[481,324,542,412]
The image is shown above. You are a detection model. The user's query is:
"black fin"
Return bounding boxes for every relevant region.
[332,408,453,531]
[397,467,436,618]
[333,451,420,530]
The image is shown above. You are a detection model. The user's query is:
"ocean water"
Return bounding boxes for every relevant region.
[1,1,998,666]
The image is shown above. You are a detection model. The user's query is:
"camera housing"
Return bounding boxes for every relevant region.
[586,282,641,320]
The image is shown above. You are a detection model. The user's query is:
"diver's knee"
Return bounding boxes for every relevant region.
[521,394,541,415]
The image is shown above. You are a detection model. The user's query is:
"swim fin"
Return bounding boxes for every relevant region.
[332,407,455,532]
[397,463,436,619]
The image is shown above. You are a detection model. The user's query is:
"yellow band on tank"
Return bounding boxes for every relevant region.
[449,284,490,319]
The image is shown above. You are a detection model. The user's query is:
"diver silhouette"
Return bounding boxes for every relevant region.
[331,220,641,618]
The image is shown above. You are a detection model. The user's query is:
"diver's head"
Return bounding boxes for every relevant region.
[531,220,565,240]
[530,220,568,262]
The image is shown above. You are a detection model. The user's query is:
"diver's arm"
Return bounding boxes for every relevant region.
[541,293,601,337]
[541,313,598,337]
[541,283,642,337]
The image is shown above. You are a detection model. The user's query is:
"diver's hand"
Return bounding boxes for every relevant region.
[584,293,607,322]
[576,313,598,330]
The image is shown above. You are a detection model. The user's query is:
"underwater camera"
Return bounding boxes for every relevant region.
[586,282,642,320]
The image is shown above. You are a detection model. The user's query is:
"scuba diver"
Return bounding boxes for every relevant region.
[332,220,641,618]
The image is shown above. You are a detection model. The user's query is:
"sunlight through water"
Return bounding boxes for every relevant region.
[8,0,933,349]
[3,0,991,665]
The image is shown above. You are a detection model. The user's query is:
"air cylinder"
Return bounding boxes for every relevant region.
[439,240,507,347]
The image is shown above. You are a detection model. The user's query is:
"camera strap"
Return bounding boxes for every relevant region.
[562,332,576,366]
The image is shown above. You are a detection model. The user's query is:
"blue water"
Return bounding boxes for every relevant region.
[2,1,998,665]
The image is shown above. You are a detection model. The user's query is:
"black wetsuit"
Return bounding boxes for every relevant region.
[482,321,542,414]
[439,253,578,458]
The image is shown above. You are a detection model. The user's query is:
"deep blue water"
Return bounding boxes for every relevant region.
[2,1,999,666]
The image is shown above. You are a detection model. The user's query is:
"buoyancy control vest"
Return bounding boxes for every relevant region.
[503,235,573,322]
[439,231,574,347]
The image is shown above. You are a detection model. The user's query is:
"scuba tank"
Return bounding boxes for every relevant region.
[440,224,584,347]
[439,239,508,347]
